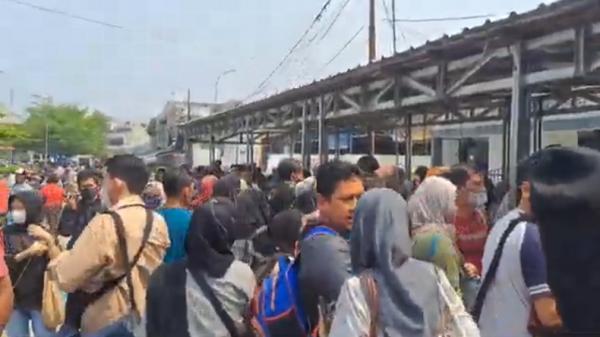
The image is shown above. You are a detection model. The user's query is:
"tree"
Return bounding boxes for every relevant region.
[21,103,110,156]
[0,105,30,147]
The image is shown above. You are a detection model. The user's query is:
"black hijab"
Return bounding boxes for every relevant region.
[186,198,238,278]
[146,197,239,337]
[234,188,271,239]
[213,174,241,201]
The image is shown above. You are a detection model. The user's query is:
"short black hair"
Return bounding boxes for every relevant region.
[415,166,429,182]
[268,209,303,251]
[357,155,380,175]
[277,159,303,181]
[163,168,193,198]
[106,155,149,195]
[515,156,535,205]
[47,173,60,184]
[442,165,473,188]
[77,169,100,186]
[316,160,361,198]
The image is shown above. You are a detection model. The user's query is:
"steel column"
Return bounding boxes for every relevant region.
[318,96,328,165]
[502,111,510,180]
[209,135,216,163]
[334,129,340,160]
[431,137,443,166]
[533,97,544,152]
[288,132,295,158]
[246,130,254,164]
[369,130,375,155]
[300,102,310,169]
[508,43,531,193]
[404,114,413,175]
[394,128,400,166]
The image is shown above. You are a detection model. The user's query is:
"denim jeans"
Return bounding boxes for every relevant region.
[6,309,55,337]
[82,317,135,337]
[461,276,482,311]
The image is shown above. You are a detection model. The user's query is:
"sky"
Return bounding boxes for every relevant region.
[0,0,555,122]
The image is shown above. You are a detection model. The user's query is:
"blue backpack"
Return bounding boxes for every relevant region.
[252,226,337,337]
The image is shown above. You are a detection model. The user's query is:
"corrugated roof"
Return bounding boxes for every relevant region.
[187,0,600,127]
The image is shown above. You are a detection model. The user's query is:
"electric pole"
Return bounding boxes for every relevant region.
[187,88,191,121]
[392,0,397,53]
[368,0,376,62]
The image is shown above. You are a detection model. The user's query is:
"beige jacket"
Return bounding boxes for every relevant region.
[49,195,170,333]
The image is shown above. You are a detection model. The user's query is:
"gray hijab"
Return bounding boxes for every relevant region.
[352,188,441,337]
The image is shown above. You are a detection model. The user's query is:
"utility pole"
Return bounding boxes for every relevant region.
[368,0,376,62]
[391,0,397,53]
[44,121,49,164]
[187,88,191,121]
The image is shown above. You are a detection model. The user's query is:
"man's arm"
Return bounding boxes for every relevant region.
[521,223,562,329]
[49,213,115,293]
[300,235,351,303]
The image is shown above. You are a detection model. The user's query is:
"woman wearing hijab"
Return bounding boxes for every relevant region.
[213,174,242,201]
[191,175,218,208]
[3,191,54,337]
[408,176,463,291]
[329,189,479,337]
[142,198,256,337]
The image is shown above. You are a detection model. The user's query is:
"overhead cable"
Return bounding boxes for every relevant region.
[323,25,364,69]
[317,0,352,42]
[247,0,334,100]
[2,0,123,29]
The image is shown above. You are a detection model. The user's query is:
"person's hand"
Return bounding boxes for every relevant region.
[28,225,53,244]
[14,241,48,261]
[67,194,78,210]
[463,262,479,278]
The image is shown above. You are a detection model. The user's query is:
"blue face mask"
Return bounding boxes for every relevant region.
[144,195,163,210]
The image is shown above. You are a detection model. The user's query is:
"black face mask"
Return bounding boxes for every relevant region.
[80,187,98,203]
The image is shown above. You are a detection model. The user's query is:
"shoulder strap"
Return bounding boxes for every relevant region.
[103,207,154,317]
[191,269,240,337]
[360,272,379,337]
[471,215,525,322]
[303,226,338,240]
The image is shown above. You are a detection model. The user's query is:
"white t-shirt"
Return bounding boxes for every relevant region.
[479,209,550,337]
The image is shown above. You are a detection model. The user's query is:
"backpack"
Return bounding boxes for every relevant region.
[251,226,337,337]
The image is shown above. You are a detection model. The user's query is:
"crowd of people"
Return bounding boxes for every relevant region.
[0,146,597,337]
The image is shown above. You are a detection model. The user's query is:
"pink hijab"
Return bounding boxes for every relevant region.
[193,175,218,207]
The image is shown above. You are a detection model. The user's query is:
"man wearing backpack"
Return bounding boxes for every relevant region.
[477,157,562,337]
[41,155,170,336]
[299,161,364,333]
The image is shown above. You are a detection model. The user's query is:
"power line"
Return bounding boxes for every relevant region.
[246,0,334,100]
[317,0,352,42]
[381,0,392,28]
[323,25,364,69]
[2,0,123,29]
[389,14,495,23]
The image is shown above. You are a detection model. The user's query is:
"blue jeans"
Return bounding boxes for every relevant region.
[6,309,55,337]
[82,318,134,337]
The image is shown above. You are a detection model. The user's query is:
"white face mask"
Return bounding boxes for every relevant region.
[469,191,488,209]
[10,210,26,224]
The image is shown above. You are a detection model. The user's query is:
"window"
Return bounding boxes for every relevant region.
[108,137,125,146]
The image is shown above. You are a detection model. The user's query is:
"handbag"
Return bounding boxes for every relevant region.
[41,270,65,330]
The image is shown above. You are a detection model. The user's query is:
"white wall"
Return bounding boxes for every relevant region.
[441,139,460,166]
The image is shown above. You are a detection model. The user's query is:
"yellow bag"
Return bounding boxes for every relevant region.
[41,270,64,330]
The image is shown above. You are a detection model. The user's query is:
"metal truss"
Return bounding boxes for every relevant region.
[183,0,600,185]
